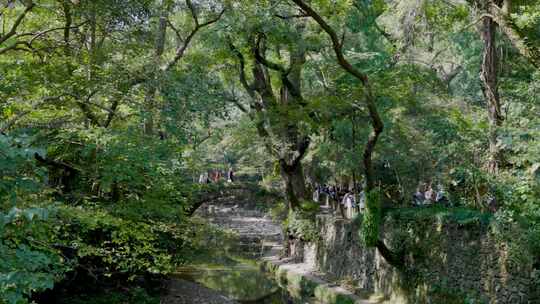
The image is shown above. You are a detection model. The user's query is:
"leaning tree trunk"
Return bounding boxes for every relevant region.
[292,0,404,269]
[480,12,503,174]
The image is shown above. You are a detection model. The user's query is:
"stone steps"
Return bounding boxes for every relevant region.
[197,195,284,259]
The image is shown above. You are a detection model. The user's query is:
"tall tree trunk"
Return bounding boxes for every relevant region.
[87,6,97,81]
[61,0,72,56]
[280,159,308,209]
[231,32,310,211]
[480,11,503,174]
[144,0,168,136]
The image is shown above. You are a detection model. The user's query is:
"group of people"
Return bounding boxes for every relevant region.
[312,184,367,219]
[311,180,451,219]
[412,182,448,206]
[198,167,235,184]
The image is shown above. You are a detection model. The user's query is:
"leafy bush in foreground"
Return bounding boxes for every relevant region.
[0,202,201,304]
[0,207,69,304]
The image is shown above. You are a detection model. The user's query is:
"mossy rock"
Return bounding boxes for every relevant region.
[285,271,318,297]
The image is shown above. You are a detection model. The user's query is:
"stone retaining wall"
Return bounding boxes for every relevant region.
[301,214,538,304]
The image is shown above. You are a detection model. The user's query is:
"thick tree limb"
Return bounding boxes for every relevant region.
[376,240,404,269]
[103,100,119,128]
[228,40,257,99]
[223,88,249,113]
[252,34,305,102]
[230,41,280,155]
[0,22,87,56]
[0,40,32,55]
[252,34,289,75]
[61,0,72,55]
[290,136,310,169]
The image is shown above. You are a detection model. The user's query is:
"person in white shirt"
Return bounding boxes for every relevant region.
[358,190,366,212]
[342,192,356,219]
[312,184,320,203]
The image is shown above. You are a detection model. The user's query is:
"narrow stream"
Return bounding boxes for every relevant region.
[182,193,321,303]
[174,260,319,304]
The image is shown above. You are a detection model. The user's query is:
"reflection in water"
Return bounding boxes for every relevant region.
[180,214,319,304]
[175,263,318,304]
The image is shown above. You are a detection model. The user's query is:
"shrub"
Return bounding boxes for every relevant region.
[0,207,70,304]
[285,208,319,242]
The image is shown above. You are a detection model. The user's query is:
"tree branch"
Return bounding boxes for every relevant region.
[252,34,305,101]
[166,18,184,42]
[252,34,289,74]
[229,39,258,99]
[0,40,32,55]
[0,1,34,45]
[0,22,87,56]
[275,13,309,20]
[71,90,102,127]
[224,89,249,113]
[290,136,310,169]
[34,152,80,173]
[103,100,119,128]
[163,8,225,71]
[0,95,66,133]
[186,0,199,26]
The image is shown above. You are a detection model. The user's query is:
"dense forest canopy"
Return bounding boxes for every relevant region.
[1,0,539,302]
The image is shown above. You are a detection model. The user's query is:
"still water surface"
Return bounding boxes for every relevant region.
[175,260,320,304]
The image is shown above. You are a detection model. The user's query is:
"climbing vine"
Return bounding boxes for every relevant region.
[360,189,382,247]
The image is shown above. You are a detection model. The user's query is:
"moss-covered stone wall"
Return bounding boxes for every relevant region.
[305,209,537,304]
